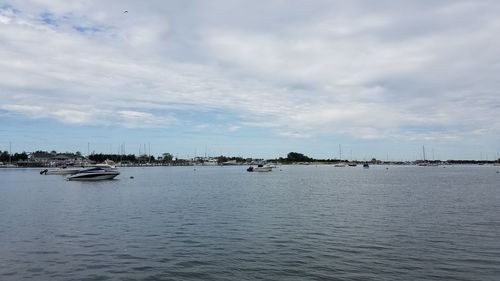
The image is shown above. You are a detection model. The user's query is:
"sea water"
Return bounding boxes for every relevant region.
[1,165,499,280]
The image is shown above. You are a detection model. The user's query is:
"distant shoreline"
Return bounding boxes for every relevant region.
[2,162,500,169]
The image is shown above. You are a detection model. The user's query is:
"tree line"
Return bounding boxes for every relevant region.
[88,154,139,163]
[277,152,346,163]
[4,149,496,165]
[0,151,28,162]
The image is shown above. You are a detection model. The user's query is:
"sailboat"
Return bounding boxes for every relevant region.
[347,149,357,166]
[334,144,346,167]
[1,141,17,168]
[418,145,429,166]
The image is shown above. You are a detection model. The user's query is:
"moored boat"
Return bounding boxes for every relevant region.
[247,164,272,172]
[67,167,119,181]
[40,167,81,175]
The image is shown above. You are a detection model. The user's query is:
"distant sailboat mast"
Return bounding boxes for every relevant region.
[422,145,426,162]
[334,144,347,167]
[339,144,342,161]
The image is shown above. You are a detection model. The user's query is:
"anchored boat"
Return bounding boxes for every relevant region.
[40,167,82,175]
[67,167,119,181]
[247,164,273,172]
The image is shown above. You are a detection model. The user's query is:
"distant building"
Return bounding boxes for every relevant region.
[27,151,85,167]
[28,151,54,164]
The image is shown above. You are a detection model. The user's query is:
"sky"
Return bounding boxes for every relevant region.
[1,0,500,161]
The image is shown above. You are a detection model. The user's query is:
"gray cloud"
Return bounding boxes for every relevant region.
[1,0,500,145]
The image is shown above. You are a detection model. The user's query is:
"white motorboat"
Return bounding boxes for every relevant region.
[40,167,81,175]
[247,164,272,172]
[67,167,119,181]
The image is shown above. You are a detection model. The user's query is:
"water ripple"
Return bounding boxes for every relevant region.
[1,166,499,280]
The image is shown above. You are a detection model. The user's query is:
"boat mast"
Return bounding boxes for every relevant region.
[422,145,426,162]
[9,141,12,164]
[339,144,342,161]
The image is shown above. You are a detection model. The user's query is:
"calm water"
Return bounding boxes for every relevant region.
[1,165,499,280]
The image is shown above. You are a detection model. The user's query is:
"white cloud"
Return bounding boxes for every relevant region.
[2,104,97,124]
[117,110,174,128]
[1,104,46,117]
[1,0,500,146]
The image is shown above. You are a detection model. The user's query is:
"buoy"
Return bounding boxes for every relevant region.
[130,176,134,179]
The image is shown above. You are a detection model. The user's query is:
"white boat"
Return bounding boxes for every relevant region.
[222,160,239,165]
[40,167,82,175]
[92,163,117,169]
[334,163,346,167]
[67,167,120,181]
[363,162,369,168]
[247,164,272,172]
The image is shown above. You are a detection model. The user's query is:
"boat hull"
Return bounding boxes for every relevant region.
[67,172,119,181]
[247,166,272,172]
[66,167,120,181]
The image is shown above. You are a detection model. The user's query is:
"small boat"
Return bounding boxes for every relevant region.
[247,164,272,172]
[40,167,81,175]
[334,163,346,167]
[221,160,238,165]
[363,162,369,168]
[347,162,357,167]
[67,167,120,181]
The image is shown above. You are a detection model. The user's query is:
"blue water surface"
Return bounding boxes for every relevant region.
[1,165,499,280]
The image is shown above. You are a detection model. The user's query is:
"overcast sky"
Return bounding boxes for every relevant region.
[1,0,499,160]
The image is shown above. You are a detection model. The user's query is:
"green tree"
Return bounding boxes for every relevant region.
[12,152,28,161]
[0,151,9,162]
[162,153,173,162]
[286,152,312,162]
[217,155,228,163]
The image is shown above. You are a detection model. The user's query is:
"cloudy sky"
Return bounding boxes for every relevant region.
[1,0,499,160]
